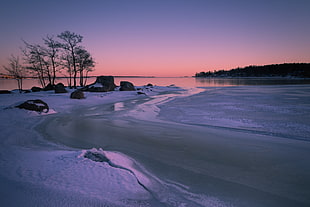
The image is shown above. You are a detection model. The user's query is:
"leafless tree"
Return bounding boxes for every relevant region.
[75,47,95,86]
[59,51,74,87]
[43,35,61,86]
[22,41,49,88]
[57,31,83,88]
[2,55,26,92]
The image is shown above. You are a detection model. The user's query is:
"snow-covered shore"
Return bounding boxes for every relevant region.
[0,89,143,206]
[1,85,310,206]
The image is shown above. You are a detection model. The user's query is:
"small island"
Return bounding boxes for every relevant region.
[195,63,310,78]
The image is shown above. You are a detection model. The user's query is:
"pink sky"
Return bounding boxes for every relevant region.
[1,0,310,77]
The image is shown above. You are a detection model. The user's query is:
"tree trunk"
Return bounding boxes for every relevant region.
[73,70,77,89]
[71,46,77,89]
[79,68,84,87]
[47,66,52,86]
[51,58,56,86]
[17,78,23,93]
[69,71,72,88]
[84,71,89,86]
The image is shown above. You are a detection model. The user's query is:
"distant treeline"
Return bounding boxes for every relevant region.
[195,63,310,78]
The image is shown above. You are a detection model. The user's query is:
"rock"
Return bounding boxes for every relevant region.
[43,83,54,91]
[146,83,153,87]
[84,151,109,162]
[120,81,136,91]
[70,90,85,99]
[15,99,49,113]
[31,86,42,92]
[85,76,116,92]
[87,86,109,92]
[0,90,11,94]
[54,83,67,93]
[95,76,116,89]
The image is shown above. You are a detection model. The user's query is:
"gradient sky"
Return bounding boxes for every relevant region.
[1,0,310,77]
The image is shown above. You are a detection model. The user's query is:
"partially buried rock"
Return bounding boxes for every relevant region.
[120,81,136,91]
[54,83,67,93]
[31,86,42,92]
[0,90,11,94]
[43,83,54,91]
[83,151,109,162]
[16,99,49,113]
[70,90,85,99]
[85,76,116,92]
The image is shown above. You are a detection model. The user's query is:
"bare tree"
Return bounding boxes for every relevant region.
[43,35,61,86]
[2,55,26,92]
[60,51,74,87]
[57,31,83,88]
[75,47,95,87]
[6,31,94,90]
[22,41,49,88]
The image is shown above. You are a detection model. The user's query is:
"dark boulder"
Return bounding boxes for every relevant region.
[146,83,153,87]
[54,83,67,93]
[87,87,108,92]
[84,76,116,92]
[137,91,146,95]
[70,90,85,99]
[95,76,116,89]
[16,99,49,113]
[43,83,54,91]
[0,90,11,94]
[120,81,136,91]
[31,86,42,92]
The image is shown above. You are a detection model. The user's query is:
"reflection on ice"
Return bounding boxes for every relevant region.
[113,102,124,111]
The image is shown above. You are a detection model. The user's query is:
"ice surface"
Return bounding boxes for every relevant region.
[1,84,310,206]
[159,85,310,140]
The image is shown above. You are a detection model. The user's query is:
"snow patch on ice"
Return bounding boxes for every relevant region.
[127,87,205,121]
[113,101,125,111]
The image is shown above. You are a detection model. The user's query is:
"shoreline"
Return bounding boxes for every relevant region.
[2,76,310,92]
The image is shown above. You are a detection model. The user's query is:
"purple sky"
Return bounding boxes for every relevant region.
[1,0,309,76]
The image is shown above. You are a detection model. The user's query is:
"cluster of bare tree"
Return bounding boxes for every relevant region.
[2,31,95,92]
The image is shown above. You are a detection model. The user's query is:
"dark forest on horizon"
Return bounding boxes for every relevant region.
[195,63,310,78]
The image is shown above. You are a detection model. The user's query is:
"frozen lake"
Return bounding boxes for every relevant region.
[1,82,310,206]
